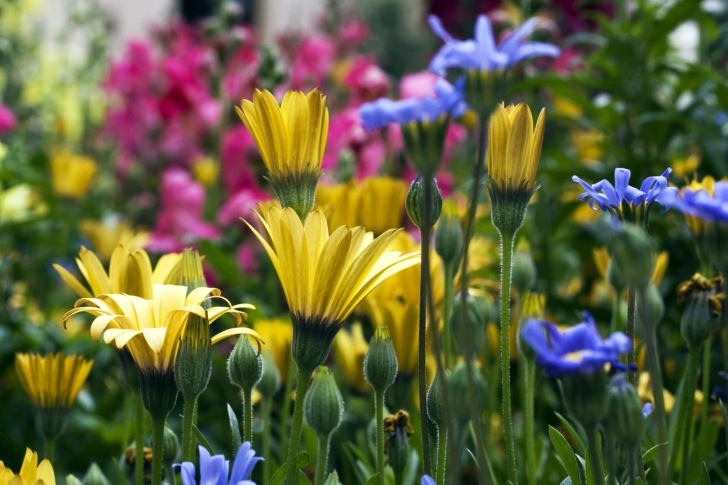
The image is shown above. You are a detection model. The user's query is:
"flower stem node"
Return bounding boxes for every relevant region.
[449,293,487,359]
[607,222,655,291]
[406,177,443,229]
[605,375,645,447]
[140,369,179,421]
[426,370,448,429]
[268,168,322,221]
[174,314,213,400]
[162,426,180,466]
[384,411,414,478]
[401,117,449,178]
[448,363,487,424]
[434,198,462,267]
[364,326,398,394]
[678,273,725,349]
[464,69,507,119]
[256,350,281,400]
[228,335,263,393]
[562,370,609,427]
[304,366,344,438]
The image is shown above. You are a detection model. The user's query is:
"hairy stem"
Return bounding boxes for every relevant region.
[587,427,604,485]
[436,427,448,485]
[280,358,297,462]
[243,387,253,444]
[523,356,537,485]
[150,417,167,485]
[644,320,668,485]
[499,231,518,484]
[418,176,434,475]
[375,390,385,485]
[286,369,311,485]
[679,349,701,484]
[315,434,331,485]
[626,286,637,387]
[181,396,196,461]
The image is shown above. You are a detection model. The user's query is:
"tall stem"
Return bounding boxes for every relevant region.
[135,392,145,485]
[181,396,196,461]
[499,231,518,484]
[465,360,490,485]
[375,390,385,485]
[315,434,331,485]
[243,388,253,443]
[610,290,622,334]
[644,321,668,485]
[436,427,448,485]
[151,417,167,485]
[628,446,637,485]
[605,436,617,485]
[442,263,455,369]
[44,437,55,463]
[280,358,297,462]
[263,398,272,485]
[626,286,637,386]
[587,426,604,485]
[418,177,434,475]
[286,369,312,485]
[523,356,537,485]
[679,349,701,484]
[700,339,712,431]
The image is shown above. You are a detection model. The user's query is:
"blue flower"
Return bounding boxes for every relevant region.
[572,168,678,216]
[359,78,467,131]
[642,403,653,420]
[678,181,728,224]
[427,15,560,76]
[521,312,632,377]
[421,475,436,485]
[175,442,263,485]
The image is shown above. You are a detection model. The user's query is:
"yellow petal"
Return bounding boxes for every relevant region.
[52,264,92,299]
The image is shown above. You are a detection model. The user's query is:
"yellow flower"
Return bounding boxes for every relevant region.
[53,245,181,300]
[15,353,93,409]
[571,130,604,164]
[551,96,582,118]
[0,185,46,223]
[253,318,294,380]
[63,284,260,374]
[79,218,149,260]
[192,156,219,187]
[0,448,55,485]
[680,176,716,236]
[334,323,369,392]
[315,181,360,230]
[487,103,545,191]
[236,89,328,178]
[638,372,675,414]
[671,155,700,178]
[50,152,97,199]
[371,299,419,376]
[593,247,669,294]
[358,176,409,235]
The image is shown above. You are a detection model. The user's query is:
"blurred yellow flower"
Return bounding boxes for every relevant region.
[571,130,604,164]
[334,323,369,392]
[0,448,55,485]
[551,96,582,119]
[671,155,700,178]
[50,151,97,199]
[358,176,408,235]
[638,372,675,414]
[79,218,149,260]
[192,156,219,187]
[253,318,293,380]
[371,299,419,377]
[15,353,93,409]
[315,181,360,229]
[0,185,45,222]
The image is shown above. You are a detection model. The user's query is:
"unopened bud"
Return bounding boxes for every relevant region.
[256,350,281,400]
[162,426,179,466]
[67,476,83,485]
[512,245,536,296]
[636,284,665,331]
[608,223,655,290]
[606,260,626,295]
[449,293,486,359]
[434,198,463,267]
[82,463,110,485]
[678,273,724,348]
[448,362,487,424]
[427,370,448,429]
[228,335,263,392]
[406,177,443,229]
[562,369,609,427]
[364,326,398,393]
[605,375,644,446]
[384,410,413,477]
[175,314,212,399]
[401,117,448,178]
[304,366,344,438]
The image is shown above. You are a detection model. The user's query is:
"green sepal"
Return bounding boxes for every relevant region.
[485,178,538,239]
[268,169,322,221]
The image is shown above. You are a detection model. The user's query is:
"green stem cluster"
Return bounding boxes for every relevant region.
[586,427,604,485]
[315,434,331,485]
[286,369,312,485]
[243,389,253,443]
[671,349,700,482]
[643,320,668,485]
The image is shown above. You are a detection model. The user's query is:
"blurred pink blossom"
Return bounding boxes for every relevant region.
[221,125,262,194]
[236,242,259,275]
[399,71,439,99]
[147,168,219,252]
[0,105,17,135]
[337,20,369,48]
[343,57,390,102]
[217,187,270,227]
[289,34,336,90]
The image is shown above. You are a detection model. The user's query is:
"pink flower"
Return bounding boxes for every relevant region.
[147,168,219,252]
[399,71,439,99]
[217,187,270,227]
[236,242,259,275]
[223,43,260,100]
[0,105,17,135]
[221,125,262,194]
[343,57,390,101]
[337,20,369,48]
[289,34,336,90]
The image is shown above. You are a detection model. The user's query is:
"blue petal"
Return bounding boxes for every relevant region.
[497,17,539,55]
[200,455,228,485]
[714,181,728,202]
[175,462,197,485]
[427,15,456,44]
[429,41,480,76]
[421,475,437,485]
[521,319,554,356]
[509,43,561,65]
[642,403,654,419]
[613,168,631,203]
[198,446,212,478]
[474,15,500,70]
[230,442,263,483]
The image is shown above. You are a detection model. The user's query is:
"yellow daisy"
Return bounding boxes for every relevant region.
[15,353,93,410]
[0,449,55,485]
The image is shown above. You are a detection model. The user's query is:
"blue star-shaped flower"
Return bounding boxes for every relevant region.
[175,442,263,485]
[678,181,728,224]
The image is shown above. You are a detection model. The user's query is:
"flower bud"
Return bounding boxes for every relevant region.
[434,198,463,267]
[401,117,448,178]
[82,463,110,485]
[449,293,486,359]
[512,245,536,296]
[174,314,212,400]
[606,260,626,295]
[228,335,263,393]
[427,370,448,429]
[607,223,655,290]
[448,362,487,424]
[636,284,665,332]
[364,326,398,393]
[304,366,344,438]
[406,176,443,229]
[162,426,179,466]
[256,350,281,400]
[605,375,644,447]
[384,410,413,478]
[67,476,83,485]
[562,369,609,427]
[678,273,724,348]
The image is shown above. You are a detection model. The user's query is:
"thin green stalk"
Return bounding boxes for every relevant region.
[586,427,604,485]
[280,359,297,462]
[135,392,145,485]
[375,390,385,485]
[315,434,331,485]
[679,349,701,484]
[523,355,537,485]
[262,398,272,485]
[181,396,196,461]
[243,388,253,443]
[700,339,712,430]
[436,427,447,485]
[644,322,668,485]
[465,360,490,485]
[628,446,636,485]
[610,290,622,334]
[626,286,637,387]
[605,437,616,485]
[166,464,175,485]
[151,417,167,485]
[442,262,455,369]
[418,177,434,475]
[286,369,312,485]
[669,348,698,474]
[44,437,55,463]
[499,231,518,484]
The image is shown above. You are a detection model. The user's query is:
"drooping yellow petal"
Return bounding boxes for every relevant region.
[52,264,92,299]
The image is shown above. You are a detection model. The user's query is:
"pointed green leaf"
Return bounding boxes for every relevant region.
[227,403,242,456]
[549,425,583,485]
[192,424,215,454]
[323,470,341,485]
[701,461,712,485]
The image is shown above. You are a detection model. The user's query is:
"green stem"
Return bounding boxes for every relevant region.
[315,434,331,485]
[280,358,297,462]
[135,392,145,485]
[243,387,253,444]
[263,398,272,485]
[628,446,636,485]
[605,437,616,485]
[626,286,637,387]
[700,339,712,431]
[523,356,537,485]
[375,390,385,485]
[151,417,167,485]
[465,360,490,485]
[679,349,701,484]
[436,427,447,485]
[587,427,604,485]
[44,437,55,463]
[610,290,622,334]
[499,231,518,484]
[166,464,175,485]
[418,177,433,475]
[181,396,196,461]
[643,321,668,485]
[286,369,312,485]
[442,262,455,369]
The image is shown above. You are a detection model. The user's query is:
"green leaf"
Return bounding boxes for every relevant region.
[687,420,720,479]
[323,470,342,485]
[227,403,242,456]
[192,424,215,454]
[402,450,420,485]
[701,462,712,485]
[714,83,728,111]
[642,443,663,463]
[554,412,586,455]
[549,426,583,485]
[268,452,311,485]
[364,473,381,485]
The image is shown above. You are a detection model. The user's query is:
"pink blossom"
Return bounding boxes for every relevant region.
[289,34,336,90]
[343,57,390,101]
[217,187,270,227]
[357,139,386,178]
[221,125,262,194]
[399,71,439,99]
[147,168,219,253]
[0,105,17,135]
[223,41,260,100]
[337,20,369,48]
[236,242,259,275]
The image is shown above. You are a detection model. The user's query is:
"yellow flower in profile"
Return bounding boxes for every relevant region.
[358,176,409,235]
[192,156,219,187]
[245,205,419,372]
[680,176,716,236]
[253,318,294,380]
[50,151,97,199]
[79,218,149,260]
[63,284,260,375]
[638,372,676,414]
[236,89,328,219]
[15,353,93,409]
[315,181,360,230]
[334,323,369,392]
[53,245,181,300]
[671,155,700,178]
[0,448,55,485]
[487,103,545,192]
[371,299,419,377]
